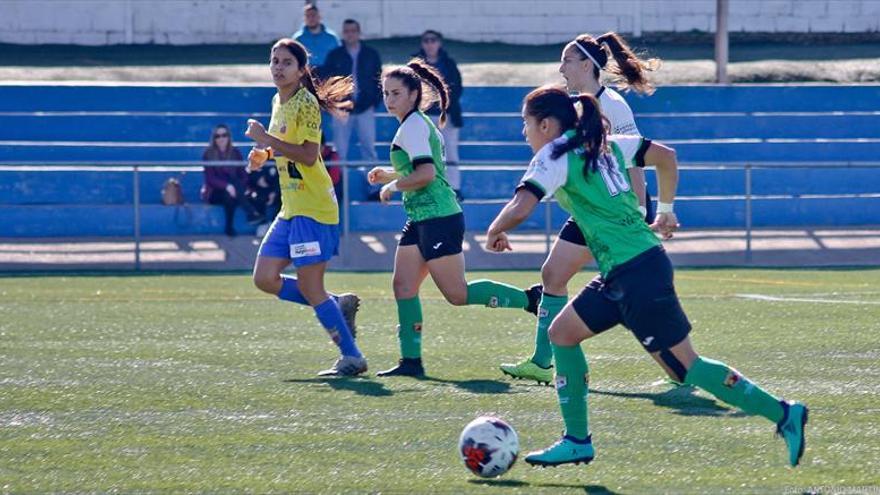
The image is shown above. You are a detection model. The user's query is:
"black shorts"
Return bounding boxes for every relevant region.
[399,212,465,261]
[558,188,654,247]
[570,246,691,353]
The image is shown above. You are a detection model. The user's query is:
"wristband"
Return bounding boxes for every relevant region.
[657,201,674,214]
[265,147,274,160]
[637,205,647,217]
[384,180,399,193]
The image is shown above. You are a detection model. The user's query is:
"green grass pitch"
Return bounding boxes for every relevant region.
[1,269,878,494]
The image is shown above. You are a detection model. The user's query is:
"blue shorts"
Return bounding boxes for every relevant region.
[257,215,339,267]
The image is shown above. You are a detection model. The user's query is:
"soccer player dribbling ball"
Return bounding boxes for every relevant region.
[246,38,366,377]
[366,60,541,377]
[486,86,808,468]
[501,31,662,385]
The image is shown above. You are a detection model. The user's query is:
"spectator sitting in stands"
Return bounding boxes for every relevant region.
[292,2,340,70]
[416,30,464,199]
[201,124,264,237]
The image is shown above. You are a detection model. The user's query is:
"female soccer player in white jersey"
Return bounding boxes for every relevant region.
[500,32,661,385]
[245,38,367,377]
[367,60,538,377]
[487,86,808,468]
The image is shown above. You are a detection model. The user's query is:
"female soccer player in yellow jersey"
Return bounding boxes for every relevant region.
[246,38,366,377]
[366,60,540,377]
[487,86,807,468]
[501,31,663,385]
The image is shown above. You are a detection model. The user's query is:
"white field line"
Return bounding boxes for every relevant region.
[736,293,880,305]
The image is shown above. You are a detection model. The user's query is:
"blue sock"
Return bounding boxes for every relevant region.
[279,276,338,306]
[314,298,361,358]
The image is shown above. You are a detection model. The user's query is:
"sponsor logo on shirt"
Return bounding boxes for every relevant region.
[724,370,742,388]
[290,241,322,258]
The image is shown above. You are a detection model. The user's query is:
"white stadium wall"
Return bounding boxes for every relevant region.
[0,0,877,45]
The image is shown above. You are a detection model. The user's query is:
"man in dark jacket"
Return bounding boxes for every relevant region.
[417,30,463,197]
[319,19,382,164]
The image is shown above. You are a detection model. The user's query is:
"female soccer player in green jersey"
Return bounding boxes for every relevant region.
[486,86,808,468]
[501,31,662,385]
[367,60,538,377]
[246,38,366,377]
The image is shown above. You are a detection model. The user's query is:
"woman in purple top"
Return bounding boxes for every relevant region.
[200,124,264,236]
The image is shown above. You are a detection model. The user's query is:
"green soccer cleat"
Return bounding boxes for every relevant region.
[776,400,809,467]
[500,358,554,385]
[525,435,595,467]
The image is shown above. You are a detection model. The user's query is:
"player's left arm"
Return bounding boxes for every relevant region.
[642,141,680,239]
[612,104,648,212]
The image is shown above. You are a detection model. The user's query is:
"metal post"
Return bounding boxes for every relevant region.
[744,164,753,263]
[133,165,141,271]
[544,200,552,255]
[715,0,729,84]
[341,162,351,266]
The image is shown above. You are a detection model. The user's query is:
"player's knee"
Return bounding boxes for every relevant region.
[548,320,576,346]
[442,288,468,306]
[541,261,570,294]
[392,276,417,299]
[252,271,276,294]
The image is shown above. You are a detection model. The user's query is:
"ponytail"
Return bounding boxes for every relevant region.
[272,38,354,114]
[594,32,659,95]
[524,86,610,179]
[385,58,450,128]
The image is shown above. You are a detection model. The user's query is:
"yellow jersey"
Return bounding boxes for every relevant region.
[269,88,338,224]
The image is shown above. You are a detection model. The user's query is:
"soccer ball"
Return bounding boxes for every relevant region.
[458,416,519,478]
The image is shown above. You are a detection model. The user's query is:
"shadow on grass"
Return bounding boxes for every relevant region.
[469,479,624,494]
[282,377,393,397]
[589,385,746,418]
[418,376,513,394]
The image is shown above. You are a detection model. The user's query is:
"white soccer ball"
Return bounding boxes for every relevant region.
[458,415,519,478]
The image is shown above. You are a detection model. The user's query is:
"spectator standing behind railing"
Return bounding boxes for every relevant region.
[318,18,382,165]
[292,2,340,70]
[200,124,264,237]
[416,30,463,199]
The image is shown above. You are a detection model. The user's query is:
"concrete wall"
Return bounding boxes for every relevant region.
[0,0,877,45]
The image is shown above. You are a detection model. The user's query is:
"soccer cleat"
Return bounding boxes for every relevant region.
[776,400,809,467]
[376,358,425,377]
[336,293,361,339]
[317,355,368,377]
[525,435,595,467]
[524,283,543,315]
[500,358,553,385]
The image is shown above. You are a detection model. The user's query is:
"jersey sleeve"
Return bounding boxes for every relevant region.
[605,99,640,136]
[396,117,434,161]
[609,135,650,168]
[293,96,322,144]
[517,146,567,200]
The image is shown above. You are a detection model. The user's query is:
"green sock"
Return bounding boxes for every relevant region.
[685,356,784,423]
[465,279,528,309]
[530,293,567,368]
[551,343,590,440]
[396,296,423,359]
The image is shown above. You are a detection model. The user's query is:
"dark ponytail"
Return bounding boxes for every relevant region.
[272,38,354,114]
[572,32,659,95]
[385,58,450,127]
[524,85,609,178]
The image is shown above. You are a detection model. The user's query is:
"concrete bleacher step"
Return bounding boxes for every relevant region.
[3,195,878,237]
[3,111,879,142]
[3,139,880,164]
[2,84,880,113]
[0,203,258,237]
